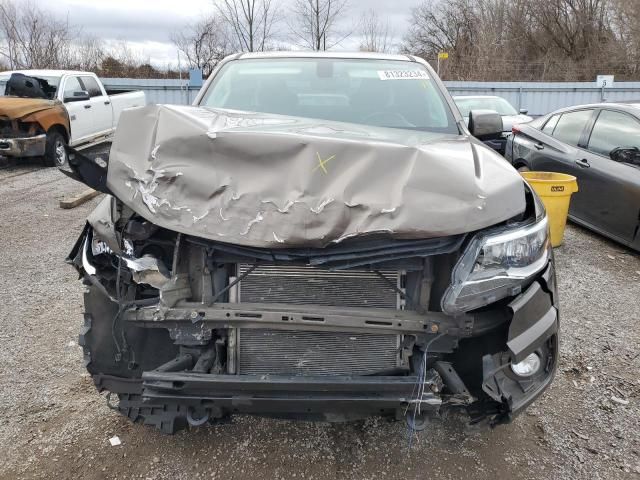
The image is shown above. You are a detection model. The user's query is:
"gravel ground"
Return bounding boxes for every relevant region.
[0,164,639,480]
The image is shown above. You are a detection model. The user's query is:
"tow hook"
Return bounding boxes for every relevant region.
[405,395,442,431]
[186,407,209,427]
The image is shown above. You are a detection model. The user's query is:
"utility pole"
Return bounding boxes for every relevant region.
[437,52,448,77]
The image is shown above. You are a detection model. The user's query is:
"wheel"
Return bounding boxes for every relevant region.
[43,131,68,167]
[517,165,530,172]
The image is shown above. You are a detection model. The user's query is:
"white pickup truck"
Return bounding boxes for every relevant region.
[0,70,145,166]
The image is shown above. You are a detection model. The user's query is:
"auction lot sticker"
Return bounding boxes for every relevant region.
[377,70,430,80]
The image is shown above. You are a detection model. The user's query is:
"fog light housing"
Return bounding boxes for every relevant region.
[510,353,541,377]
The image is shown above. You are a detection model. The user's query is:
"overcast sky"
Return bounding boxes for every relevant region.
[36,0,422,66]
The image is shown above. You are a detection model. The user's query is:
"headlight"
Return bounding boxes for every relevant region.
[442,216,550,314]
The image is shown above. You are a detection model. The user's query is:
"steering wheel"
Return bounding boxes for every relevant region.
[362,111,415,128]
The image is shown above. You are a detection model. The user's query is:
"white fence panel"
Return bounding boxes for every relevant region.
[101,78,199,105]
[101,77,640,116]
[444,81,640,115]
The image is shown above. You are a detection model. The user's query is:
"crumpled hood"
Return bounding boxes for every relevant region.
[0,97,57,119]
[106,104,526,248]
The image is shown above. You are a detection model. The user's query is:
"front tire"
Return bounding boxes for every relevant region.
[43,131,68,167]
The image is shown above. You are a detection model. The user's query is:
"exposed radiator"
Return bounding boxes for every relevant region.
[237,263,401,308]
[238,329,401,376]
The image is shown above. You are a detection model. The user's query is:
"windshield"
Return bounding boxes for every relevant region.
[454,97,518,117]
[199,58,458,134]
[0,73,60,99]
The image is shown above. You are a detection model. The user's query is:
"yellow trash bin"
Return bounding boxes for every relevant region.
[520,171,579,247]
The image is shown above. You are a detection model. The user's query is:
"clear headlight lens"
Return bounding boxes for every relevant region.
[442,216,550,314]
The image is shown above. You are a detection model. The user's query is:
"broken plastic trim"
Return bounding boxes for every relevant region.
[59,147,112,195]
[81,234,97,276]
[123,255,170,289]
[82,224,169,290]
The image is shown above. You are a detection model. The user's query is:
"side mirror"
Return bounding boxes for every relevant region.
[64,90,90,102]
[519,108,529,115]
[610,147,640,166]
[468,110,503,139]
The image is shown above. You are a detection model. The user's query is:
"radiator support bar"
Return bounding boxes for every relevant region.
[124,301,474,337]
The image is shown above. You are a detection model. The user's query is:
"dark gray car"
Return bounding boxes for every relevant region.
[506,103,640,252]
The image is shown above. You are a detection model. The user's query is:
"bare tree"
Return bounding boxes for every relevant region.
[611,0,640,73]
[403,0,627,81]
[214,0,280,52]
[288,0,351,50]
[72,34,105,72]
[99,40,152,77]
[524,0,613,61]
[0,0,191,79]
[403,0,475,62]
[172,15,231,76]
[0,0,77,69]
[359,8,393,53]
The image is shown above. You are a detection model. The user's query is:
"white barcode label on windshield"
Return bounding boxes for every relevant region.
[377,70,430,81]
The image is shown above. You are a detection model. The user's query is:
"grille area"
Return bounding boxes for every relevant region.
[238,329,401,376]
[238,263,400,308]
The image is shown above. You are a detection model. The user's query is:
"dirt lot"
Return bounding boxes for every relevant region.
[0,163,639,480]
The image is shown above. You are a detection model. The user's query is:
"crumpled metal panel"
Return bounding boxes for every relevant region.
[0,97,57,118]
[106,104,526,248]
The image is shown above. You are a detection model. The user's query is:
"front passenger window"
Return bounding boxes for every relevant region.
[81,77,103,97]
[551,110,593,146]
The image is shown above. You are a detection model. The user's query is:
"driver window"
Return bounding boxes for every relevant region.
[63,76,84,99]
[588,110,640,157]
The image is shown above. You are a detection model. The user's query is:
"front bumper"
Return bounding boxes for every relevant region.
[74,218,559,425]
[0,134,46,157]
[115,264,558,424]
[481,263,559,422]
[141,373,442,420]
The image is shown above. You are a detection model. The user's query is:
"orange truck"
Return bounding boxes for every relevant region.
[0,70,145,166]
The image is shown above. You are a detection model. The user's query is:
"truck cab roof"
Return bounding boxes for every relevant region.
[0,70,94,77]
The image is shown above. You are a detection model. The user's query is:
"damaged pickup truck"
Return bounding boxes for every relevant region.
[0,70,144,166]
[61,52,559,434]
